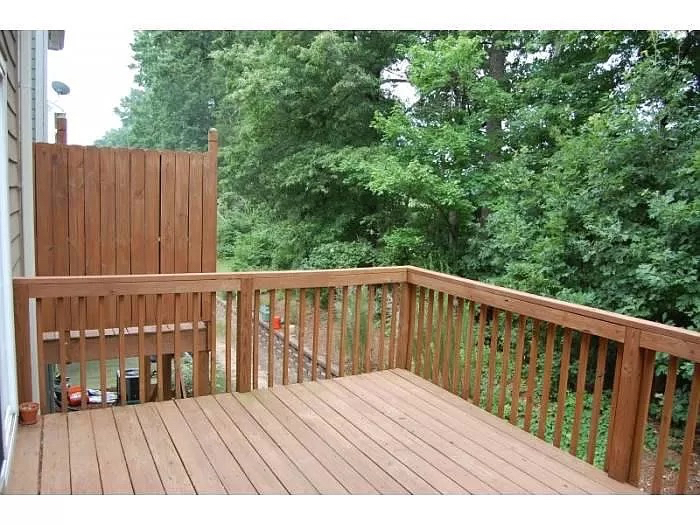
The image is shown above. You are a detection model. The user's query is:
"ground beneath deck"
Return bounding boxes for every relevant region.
[5,369,637,494]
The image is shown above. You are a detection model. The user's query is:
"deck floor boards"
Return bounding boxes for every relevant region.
[5,371,638,494]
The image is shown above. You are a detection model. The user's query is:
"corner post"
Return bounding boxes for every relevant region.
[607,327,645,482]
[13,284,32,403]
[396,281,416,370]
[236,278,254,392]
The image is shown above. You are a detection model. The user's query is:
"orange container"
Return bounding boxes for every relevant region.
[68,385,83,406]
[272,315,282,330]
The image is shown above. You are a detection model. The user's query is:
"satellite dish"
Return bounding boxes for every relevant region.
[51,80,70,96]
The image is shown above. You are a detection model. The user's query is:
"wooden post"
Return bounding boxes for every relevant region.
[607,327,644,483]
[202,129,218,273]
[198,330,211,396]
[237,278,254,392]
[54,113,67,144]
[396,282,416,370]
[13,284,32,404]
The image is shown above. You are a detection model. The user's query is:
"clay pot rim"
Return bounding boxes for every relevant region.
[19,401,39,411]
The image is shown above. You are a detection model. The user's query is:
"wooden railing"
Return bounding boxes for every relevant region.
[405,267,700,494]
[12,265,700,493]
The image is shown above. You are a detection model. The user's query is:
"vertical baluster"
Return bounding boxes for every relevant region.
[312,288,321,380]
[365,285,375,373]
[253,289,260,389]
[432,292,444,384]
[326,287,335,379]
[510,316,527,425]
[78,296,88,410]
[570,333,591,455]
[174,293,182,399]
[651,356,678,494]
[627,348,656,485]
[442,295,453,390]
[57,297,68,413]
[452,298,465,395]
[586,338,608,464]
[268,289,276,387]
[137,294,146,402]
[36,298,47,414]
[155,294,164,401]
[414,287,425,377]
[553,328,573,447]
[473,304,488,405]
[208,292,217,394]
[676,363,700,494]
[352,285,362,375]
[523,319,541,432]
[498,311,513,418]
[283,289,291,385]
[388,284,399,368]
[298,288,306,383]
[97,297,107,408]
[379,284,388,371]
[118,295,127,405]
[225,291,233,393]
[462,301,476,400]
[537,323,557,438]
[339,286,348,377]
[486,307,500,413]
[604,344,623,472]
[192,292,201,396]
[424,290,435,381]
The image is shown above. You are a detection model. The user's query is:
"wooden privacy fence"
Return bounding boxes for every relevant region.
[12,265,700,493]
[33,130,218,330]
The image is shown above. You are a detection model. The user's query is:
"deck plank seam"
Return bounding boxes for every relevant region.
[38,417,45,494]
[357,372,570,494]
[320,378,501,494]
[86,411,105,494]
[212,393,314,494]
[267,386,396,494]
[299,381,452,494]
[252,389,378,494]
[172,398,252,495]
[232,392,341,494]
[282,384,423,494]
[344,374,537,494]
[194,395,285,494]
[128,405,170,494]
[383,369,600,492]
[286,383,432,494]
[146,403,199,493]
[387,369,634,493]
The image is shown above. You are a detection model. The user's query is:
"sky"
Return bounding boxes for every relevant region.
[47,30,137,145]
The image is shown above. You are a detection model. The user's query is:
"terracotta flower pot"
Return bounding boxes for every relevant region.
[19,402,39,425]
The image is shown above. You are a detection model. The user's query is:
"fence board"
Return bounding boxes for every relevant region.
[34,141,217,331]
[115,149,131,323]
[84,147,101,327]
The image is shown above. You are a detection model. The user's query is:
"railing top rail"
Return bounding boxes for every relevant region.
[12,264,698,360]
[13,266,410,298]
[406,266,700,349]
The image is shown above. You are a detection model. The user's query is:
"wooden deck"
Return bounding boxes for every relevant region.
[5,369,638,495]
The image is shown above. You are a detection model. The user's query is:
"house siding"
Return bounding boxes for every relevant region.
[0,30,23,278]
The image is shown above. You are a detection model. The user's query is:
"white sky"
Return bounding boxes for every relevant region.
[47,30,137,145]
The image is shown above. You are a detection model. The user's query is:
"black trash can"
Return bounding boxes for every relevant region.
[116,368,140,404]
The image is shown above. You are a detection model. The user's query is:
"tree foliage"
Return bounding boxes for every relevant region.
[98,30,700,334]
